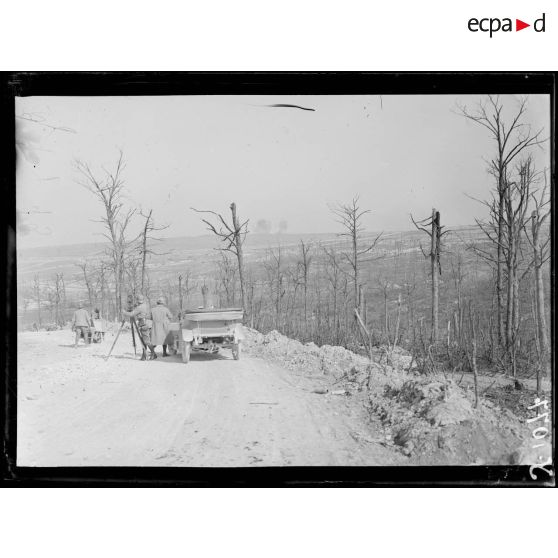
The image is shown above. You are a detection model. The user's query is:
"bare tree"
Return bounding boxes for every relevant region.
[77,261,95,308]
[323,245,342,343]
[53,273,66,326]
[330,196,382,314]
[471,157,539,375]
[75,151,136,320]
[284,260,303,333]
[137,208,169,292]
[503,158,536,362]
[192,202,249,313]
[44,273,66,326]
[403,273,418,345]
[124,254,143,302]
[178,271,196,316]
[263,247,285,329]
[525,172,551,391]
[458,96,545,345]
[93,260,110,318]
[467,304,480,409]
[216,252,238,306]
[411,208,448,344]
[297,240,313,326]
[376,274,392,339]
[33,273,42,328]
[449,249,467,348]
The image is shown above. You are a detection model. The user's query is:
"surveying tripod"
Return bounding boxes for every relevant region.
[104,295,149,361]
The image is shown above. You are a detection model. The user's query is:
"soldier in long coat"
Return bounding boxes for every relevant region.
[123,294,153,361]
[150,297,173,358]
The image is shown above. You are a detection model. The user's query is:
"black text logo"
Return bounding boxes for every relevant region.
[468,13,545,37]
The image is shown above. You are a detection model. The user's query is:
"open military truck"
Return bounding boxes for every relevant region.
[167,308,244,363]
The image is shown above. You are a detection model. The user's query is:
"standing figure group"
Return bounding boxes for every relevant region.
[123,295,173,360]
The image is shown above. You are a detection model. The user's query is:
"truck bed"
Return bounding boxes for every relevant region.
[182,308,243,322]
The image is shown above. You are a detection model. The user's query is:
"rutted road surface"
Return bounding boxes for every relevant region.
[17,329,404,467]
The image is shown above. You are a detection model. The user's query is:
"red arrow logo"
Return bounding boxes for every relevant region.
[516,19,530,31]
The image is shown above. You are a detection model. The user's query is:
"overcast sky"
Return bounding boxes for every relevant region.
[16,94,550,249]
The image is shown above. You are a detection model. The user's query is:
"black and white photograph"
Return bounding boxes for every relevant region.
[7,75,553,480]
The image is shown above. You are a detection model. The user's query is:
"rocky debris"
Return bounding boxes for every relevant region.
[244,327,537,466]
[396,379,474,427]
[244,328,375,379]
[370,376,534,464]
[243,328,412,395]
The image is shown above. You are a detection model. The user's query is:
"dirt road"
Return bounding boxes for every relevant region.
[17,329,404,467]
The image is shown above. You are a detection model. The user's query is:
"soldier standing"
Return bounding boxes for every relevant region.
[122,294,154,361]
[72,301,94,348]
[150,297,173,358]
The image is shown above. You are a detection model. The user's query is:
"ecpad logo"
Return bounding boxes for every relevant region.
[468,13,546,37]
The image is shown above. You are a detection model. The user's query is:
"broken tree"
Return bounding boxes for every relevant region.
[192,202,249,313]
[411,208,447,345]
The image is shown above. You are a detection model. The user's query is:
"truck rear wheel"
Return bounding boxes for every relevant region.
[232,342,241,360]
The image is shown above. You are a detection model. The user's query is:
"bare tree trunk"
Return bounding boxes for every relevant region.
[140,209,152,292]
[512,273,520,348]
[497,185,505,345]
[33,274,42,327]
[54,273,65,326]
[299,241,312,328]
[352,225,358,310]
[505,259,513,350]
[178,274,183,315]
[230,203,246,312]
[392,294,402,352]
[333,284,338,343]
[79,262,94,308]
[411,209,445,345]
[471,334,479,408]
[431,208,440,344]
[383,287,388,336]
[459,97,544,346]
[532,211,549,384]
